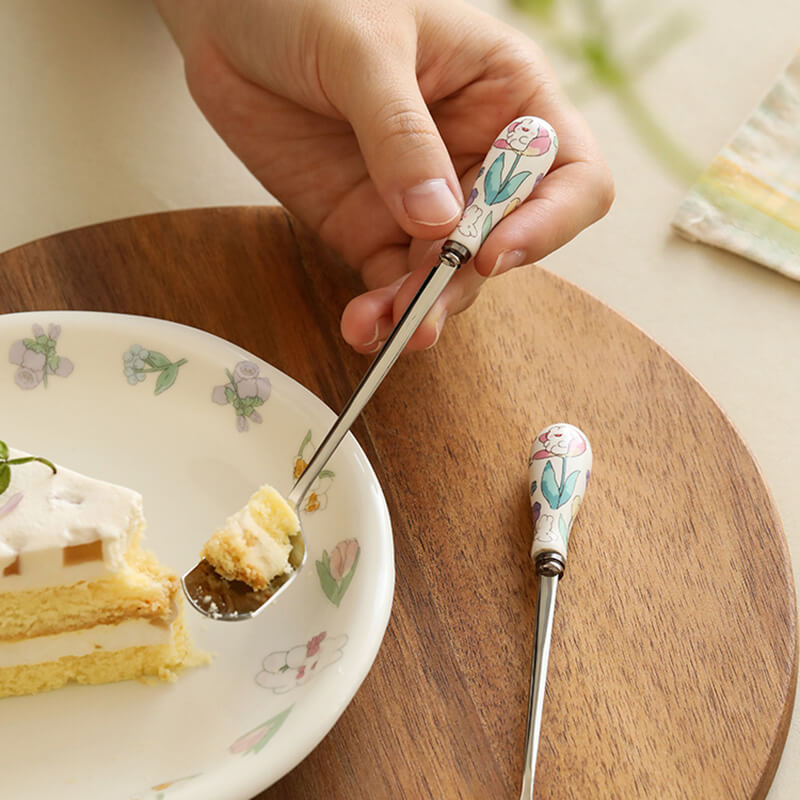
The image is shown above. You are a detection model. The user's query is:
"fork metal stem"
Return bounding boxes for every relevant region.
[520,573,559,800]
[289,252,461,507]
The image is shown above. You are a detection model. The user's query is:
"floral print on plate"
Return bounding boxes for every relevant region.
[256,632,347,693]
[229,706,293,757]
[212,360,271,432]
[8,324,73,390]
[316,539,360,607]
[293,429,334,512]
[123,344,187,394]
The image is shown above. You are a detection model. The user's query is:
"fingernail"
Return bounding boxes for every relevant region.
[424,308,447,350]
[403,179,461,226]
[491,249,527,277]
[363,317,394,348]
[365,340,384,354]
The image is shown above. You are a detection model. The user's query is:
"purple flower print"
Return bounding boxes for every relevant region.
[9,324,73,390]
[212,360,271,432]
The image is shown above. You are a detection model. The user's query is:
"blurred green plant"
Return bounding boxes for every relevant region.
[511,0,702,184]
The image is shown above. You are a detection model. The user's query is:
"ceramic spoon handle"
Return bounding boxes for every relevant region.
[292,118,558,505]
[528,422,592,571]
[521,423,592,800]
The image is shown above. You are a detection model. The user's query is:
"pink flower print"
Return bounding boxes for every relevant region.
[229,706,293,756]
[329,539,359,581]
[255,632,347,693]
[9,324,74,389]
[306,632,326,658]
[316,539,360,606]
[531,424,587,459]
[493,118,552,156]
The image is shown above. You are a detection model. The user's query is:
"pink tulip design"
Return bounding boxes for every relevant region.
[329,539,359,580]
[316,539,360,606]
[229,706,293,755]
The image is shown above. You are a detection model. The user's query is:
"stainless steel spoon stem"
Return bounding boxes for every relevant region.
[520,551,565,800]
[289,249,462,506]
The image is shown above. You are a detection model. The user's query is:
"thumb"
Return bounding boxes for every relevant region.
[338,48,463,238]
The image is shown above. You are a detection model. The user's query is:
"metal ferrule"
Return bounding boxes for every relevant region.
[441,239,470,266]
[535,551,565,577]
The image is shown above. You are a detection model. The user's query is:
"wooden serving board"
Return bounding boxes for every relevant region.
[1,207,796,799]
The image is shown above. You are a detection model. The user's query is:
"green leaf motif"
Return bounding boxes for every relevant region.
[315,556,338,603]
[540,460,560,509]
[146,351,171,369]
[155,364,179,395]
[494,170,531,203]
[484,153,504,203]
[47,353,60,372]
[480,210,494,244]
[224,386,235,404]
[0,464,10,495]
[0,440,8,460]
[557,469,580,508]
[332,547,361,606]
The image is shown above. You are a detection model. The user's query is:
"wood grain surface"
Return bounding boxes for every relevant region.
[1,207,796,799]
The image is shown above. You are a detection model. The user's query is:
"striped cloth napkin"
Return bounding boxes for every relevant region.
[672,50,800,281]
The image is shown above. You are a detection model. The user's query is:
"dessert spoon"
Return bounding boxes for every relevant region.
[520,423,592,798]
[183,116,559,620]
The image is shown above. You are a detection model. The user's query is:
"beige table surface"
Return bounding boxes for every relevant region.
[1,0,797,795]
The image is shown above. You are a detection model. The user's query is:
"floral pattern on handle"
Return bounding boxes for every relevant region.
[8,324,73,390]
[452,117,558,254]
[255,631,347,694]
[528,423,592,562]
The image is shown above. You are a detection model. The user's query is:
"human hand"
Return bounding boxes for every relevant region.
[155,0,613,352]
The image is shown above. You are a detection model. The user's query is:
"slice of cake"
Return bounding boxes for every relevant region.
[201,484,301,591]
[0,442,200,699]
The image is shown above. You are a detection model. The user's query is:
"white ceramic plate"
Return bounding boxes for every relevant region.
[0,311,394,800]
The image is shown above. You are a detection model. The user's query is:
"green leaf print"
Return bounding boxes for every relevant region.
[484,153,504,202]
[494,170,531,203]
[155,364,179,395]
[146,351,171,369]
[557,469,580,508]
[540,460,560,509]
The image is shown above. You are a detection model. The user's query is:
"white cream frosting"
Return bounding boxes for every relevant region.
[0,618,173,668]
[0,448,143,591]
